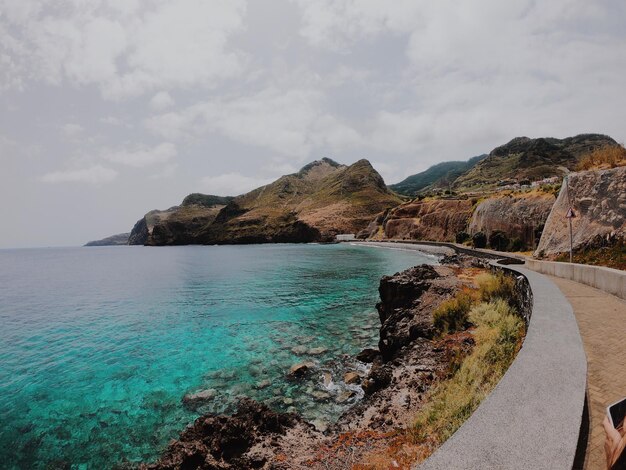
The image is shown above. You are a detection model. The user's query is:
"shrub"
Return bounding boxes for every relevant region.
[577,144,626,171]
[433,292,474,334]
[412,299,524,444]
[472,232,487,248]
[476,272,516,303]
[488,230,509,251]
[455,231,470,244]
[509,238,525,252]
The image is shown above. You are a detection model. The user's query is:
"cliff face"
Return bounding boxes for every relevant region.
[536,166,626,256]
[468,193,555,246]
[382,199,474,241]
[129,204,227,246]
[197,159,401,244]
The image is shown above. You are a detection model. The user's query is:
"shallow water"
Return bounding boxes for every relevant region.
[0,243,437,468]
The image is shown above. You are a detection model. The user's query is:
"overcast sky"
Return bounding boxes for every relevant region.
[1,0,625,248]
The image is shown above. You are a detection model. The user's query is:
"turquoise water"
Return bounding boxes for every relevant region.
[0,243,437,469]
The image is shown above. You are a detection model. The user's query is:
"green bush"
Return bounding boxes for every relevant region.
[476,272,516,303]
[455,231,470,244]
[509,238,525,252]
[472,232,487,248]
[488,230,509,251]
[433,292,474,334]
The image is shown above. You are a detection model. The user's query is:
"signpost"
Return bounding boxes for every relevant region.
[566,207,576,263]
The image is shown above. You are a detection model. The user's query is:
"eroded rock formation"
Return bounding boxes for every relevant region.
[536,166,626,256]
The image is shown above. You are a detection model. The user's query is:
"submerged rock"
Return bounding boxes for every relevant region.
[288,361,315,378]
[344,372,361,385]
[182,388,217,407]
[308,347,328,355]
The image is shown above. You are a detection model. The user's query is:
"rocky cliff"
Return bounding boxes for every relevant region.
[129,203,228,246]
[380,198,474,242]
[468,192,555,247]
[536,166,626,256]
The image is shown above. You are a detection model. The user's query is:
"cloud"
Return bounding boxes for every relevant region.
[103,142,177,168]
[62,123,84,138]
[146,87,363,158]
[200,172,272,196]
[40,165,118,184]
[149,91,175,110]
[0,0,247,98]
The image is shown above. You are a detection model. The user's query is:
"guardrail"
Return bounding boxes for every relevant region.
[525,258,626,301]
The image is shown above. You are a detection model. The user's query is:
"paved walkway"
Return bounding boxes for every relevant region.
[547,276,626,470]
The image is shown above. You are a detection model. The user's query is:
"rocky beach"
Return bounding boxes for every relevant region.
[138,248,507,470]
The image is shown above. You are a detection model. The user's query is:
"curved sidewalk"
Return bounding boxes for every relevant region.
[546,276,626,470]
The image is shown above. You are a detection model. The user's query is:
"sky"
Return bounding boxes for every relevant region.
[1,0,626,248]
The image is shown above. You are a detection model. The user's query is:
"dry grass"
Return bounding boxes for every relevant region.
[344,273,525,469]
[577,144,626,171]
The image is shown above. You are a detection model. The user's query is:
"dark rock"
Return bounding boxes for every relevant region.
[356,348,381,363]
[362,364,392,395]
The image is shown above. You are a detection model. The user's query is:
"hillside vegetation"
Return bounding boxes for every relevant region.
[389,155,486,196]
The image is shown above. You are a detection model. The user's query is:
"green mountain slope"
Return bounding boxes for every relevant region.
[389,155,486,196]
[453,134,617,191]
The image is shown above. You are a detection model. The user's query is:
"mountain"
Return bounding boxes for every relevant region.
[389,155,486,196]
[129,158,402,245]
[453,134,618,191]
[197,158,402,244]
[181,194,234,207]
[84,233,130,246]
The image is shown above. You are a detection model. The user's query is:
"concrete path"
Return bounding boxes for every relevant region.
[547,276,626,470]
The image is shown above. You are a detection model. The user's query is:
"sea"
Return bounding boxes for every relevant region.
[0,243,438,468]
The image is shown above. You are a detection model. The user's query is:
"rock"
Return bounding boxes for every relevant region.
[143,398,302,469]
[291,345,308,355]
[344,372,361,385]
[356,348,380,363]
[336,390,357,403]
[288,361,315,378]
[536,166,626,256]
[362,364,392,395]
[308,347,328,355]
[255,379,271,390]
[182,388,217,406]
[322,372,333,387]
[283,397,294,405]
[311,419,328,432]
[311,391,330,400]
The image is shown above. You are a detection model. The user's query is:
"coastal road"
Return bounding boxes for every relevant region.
[547,276,626,470]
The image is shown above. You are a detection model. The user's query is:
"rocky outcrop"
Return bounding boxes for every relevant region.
[129,204,227,246]
[382,199,474,241]
[140,398,309,470]
[376,264,457,361]
[84,232,129,246]
[536,166,626,256]
[468,193,555,248]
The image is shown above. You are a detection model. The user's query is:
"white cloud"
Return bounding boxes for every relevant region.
[0,0,247,98]
[103,142,177,168]
[40,165,118,184]
[149,91,175,110]
[146,87,363,158]
[200,172,272,196]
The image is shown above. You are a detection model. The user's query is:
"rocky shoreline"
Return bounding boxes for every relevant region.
[137,253,489,470]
